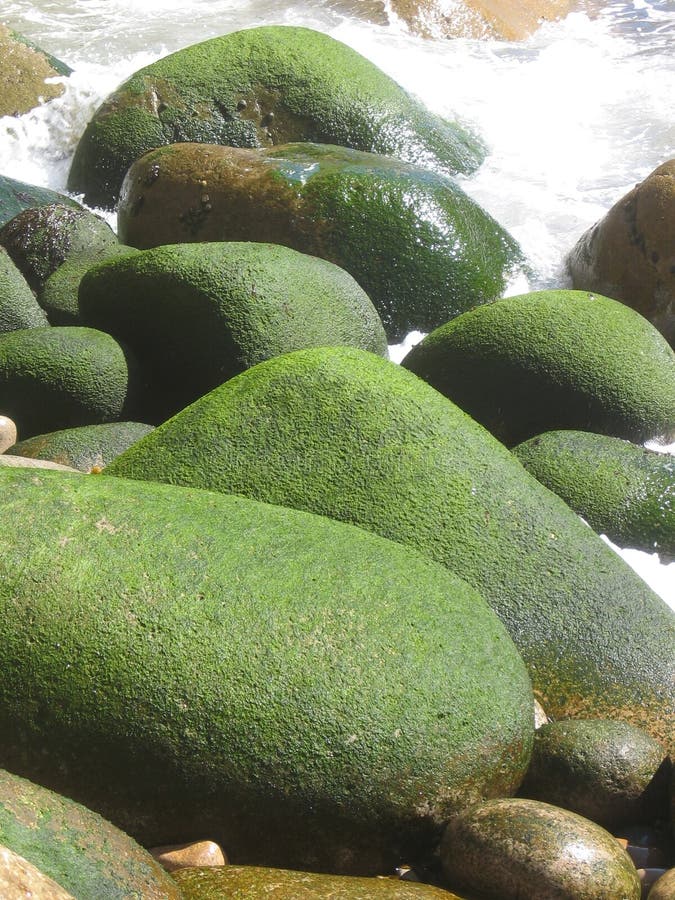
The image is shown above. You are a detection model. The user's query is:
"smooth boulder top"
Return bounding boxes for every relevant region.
[0,466,534,874]
[440,797,641,900]
[103,346,675,750]
[67,25,484,209]
[117,142,525,341]
[0,768,181,899]
[402,289,675,446]
[513,430,675,561]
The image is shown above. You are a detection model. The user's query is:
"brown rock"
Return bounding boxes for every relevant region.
[649,868,675,900]
[0,844,75,899]
[567,159,675,346]
[151,840,227,872]
[0,454,80,472]
[0,24,65,116]
[0,415,16,453]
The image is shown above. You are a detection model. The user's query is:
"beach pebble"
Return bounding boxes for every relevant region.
[150,840,228,872]
[0,416,16,452]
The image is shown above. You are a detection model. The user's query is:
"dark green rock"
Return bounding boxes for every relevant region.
[0,326,140,439]
[439,798,641,900]
[79,241,387,420]
[0,466,533,874]
[518,719,671,829]
[0,204,118,293]
[0,175,80,230]
[0,768,180,899]
[0,246,48,333]
[513,430,675,561]
[117,142,525,341]
[67,25,484,209]
[402,289,675,446]
[11,421,153,472]
[103,346,675,751]
[39,244,139,326]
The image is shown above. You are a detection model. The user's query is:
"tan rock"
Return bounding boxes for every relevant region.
[0,844,75,900]
[0,24,65,117]
[567,159,675,347]
[151,840,227,872]
[0,453,80,472]
[0,415,16,453]
[648,868,675,900]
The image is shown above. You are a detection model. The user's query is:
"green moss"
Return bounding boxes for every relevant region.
[402,290,675,446]
[0,176,80,230]
[0,247,48,333]
[513,430,674,561]
[104,346,675,749]
[79,241,387,420]
[68,26,484,208]
[0,769,180,899]
[11,421,153,472]
[0,465,533,874]
[0,326,140,439]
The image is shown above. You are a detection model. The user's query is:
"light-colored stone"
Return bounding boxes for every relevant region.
[0,453,80,472]
[648,868,675,900]
[150,840,227,872]
[0,844,75,900]
[0,416,16,453]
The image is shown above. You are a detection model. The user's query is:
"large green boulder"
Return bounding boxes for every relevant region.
[79,241,387,420]
[513,430,675,561]
[117,142,524,341]
[0,326,140,440]
[0,246,48,333]
[0,25,71,117]
[0,768,180,899]
[67,25,484,209]
[104,347,675,749]
[11,421,154,472]
[0,466,533,874]
[0,175,80,229]
[402,289,675,446]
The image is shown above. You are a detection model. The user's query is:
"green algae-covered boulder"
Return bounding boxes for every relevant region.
[0,24,71,117]
[0,246,48,333]
[39,244,139,326]
[11,421,154,472]
[172,865,465,898]
[518,719,672,829]
[0,204,118,293]
[439,798,641,900]
[104,346,675,749]
[67,25,484,210]
[0,768,181,899]
[0,326,140,439]
[117,142,525,340]
[402,289,675,446]
[0,175,81,229]
[79,241,387,420]
[513,430,675,561]
[0,466,533,874]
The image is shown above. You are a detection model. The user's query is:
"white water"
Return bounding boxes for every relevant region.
[2,0,674,605]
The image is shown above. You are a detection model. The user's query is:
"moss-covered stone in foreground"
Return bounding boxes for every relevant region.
[105,347,675,749]
[67,25,484,209]
[0,246,48,333]
[11,421,154,472]
[0,466,533,874]
[513,430,674,561]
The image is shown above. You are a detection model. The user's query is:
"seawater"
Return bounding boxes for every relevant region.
[2,0,674,604]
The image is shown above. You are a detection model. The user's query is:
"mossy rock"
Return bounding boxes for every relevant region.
[0,246,48,333]
[518,719,672,829]
[117,142,525,340]
[402,290,675,446]
[0,175,81,229]
[439,798,641,900]
[0,768,180,899]
[0,845,75,899]
[79,241,387,420]
[0,204,118,293]
[0,466,534,874]
[0,25,71,117]
[11,421,154,472]
[39,244,139,326]
[67,25,484,209]
[103,346,675,750]
[649,868,675,900]
[513,430,675,561]
[0,326,140,440]
[173,865,465,898]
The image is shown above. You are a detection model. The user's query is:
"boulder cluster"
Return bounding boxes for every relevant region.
[0,17,673,900]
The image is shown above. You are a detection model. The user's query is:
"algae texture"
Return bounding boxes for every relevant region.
[0,466,533,874]
[402,289,675,446]
[0,175,80,230]
[513,430,675,560]
[105,346,675,750]
[0,247,48,333]
[68,25,484,208]
[11,421,154,472]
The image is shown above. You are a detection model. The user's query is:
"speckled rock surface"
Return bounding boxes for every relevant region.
[0,176,80,230]
[648,868,675,900]
[0,246,48,333]
[0,844,75,899]
[151,840,227,872]
[11,421,153,472]
[0,25,70,117]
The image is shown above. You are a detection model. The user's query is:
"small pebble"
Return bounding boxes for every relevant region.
[150,840,227,872]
